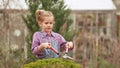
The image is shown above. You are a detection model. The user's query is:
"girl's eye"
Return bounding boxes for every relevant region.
[50,22,53,24]
[44,22,53,24]
[45,22,48,24]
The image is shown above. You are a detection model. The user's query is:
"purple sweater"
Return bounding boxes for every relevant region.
[32,31,67,59]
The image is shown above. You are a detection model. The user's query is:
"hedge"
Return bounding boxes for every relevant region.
[22,58,81,68]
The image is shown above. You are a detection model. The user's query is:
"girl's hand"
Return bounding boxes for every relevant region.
[66,42,73,49]
[41,42,52,49]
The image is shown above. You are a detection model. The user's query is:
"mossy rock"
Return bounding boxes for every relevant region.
[22,58,81,68]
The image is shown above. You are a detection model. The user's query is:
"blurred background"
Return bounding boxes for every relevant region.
[0,0,120,68]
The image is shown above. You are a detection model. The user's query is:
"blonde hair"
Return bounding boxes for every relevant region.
[35,9,54,22]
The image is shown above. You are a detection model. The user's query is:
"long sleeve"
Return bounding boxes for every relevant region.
[57,34,67,50]
[57,34,74,51]
[31,32,42,55]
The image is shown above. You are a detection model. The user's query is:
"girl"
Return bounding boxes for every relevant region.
[32,9,73,59]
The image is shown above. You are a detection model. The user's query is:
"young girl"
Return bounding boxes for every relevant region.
[32,9,73,59]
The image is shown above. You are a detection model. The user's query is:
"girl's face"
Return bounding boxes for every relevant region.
[39,16,54,34]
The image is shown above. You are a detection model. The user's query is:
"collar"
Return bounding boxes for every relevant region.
[40,30,56,38]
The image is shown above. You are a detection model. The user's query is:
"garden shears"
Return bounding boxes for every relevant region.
[50,45,74,60]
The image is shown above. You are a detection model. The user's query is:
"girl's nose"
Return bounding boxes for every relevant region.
[47,23,51,26]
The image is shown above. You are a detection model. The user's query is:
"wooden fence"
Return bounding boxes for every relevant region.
[0,10,27,68]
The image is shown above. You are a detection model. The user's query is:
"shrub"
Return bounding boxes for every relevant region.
[22,58,81,68]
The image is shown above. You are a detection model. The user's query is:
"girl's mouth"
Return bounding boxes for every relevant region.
[47,28,52,30]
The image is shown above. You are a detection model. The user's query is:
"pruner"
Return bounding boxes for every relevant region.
[62,47,74,60]
[50,46,74,60]
[50,47,60,56]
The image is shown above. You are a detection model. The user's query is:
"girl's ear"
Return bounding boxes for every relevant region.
[38,21,42,26]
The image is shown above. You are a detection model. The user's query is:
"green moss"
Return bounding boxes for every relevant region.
[22,58,81,68]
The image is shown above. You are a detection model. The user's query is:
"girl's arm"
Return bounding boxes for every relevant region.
[32,32,52,55]
[58,34,74,51]
[31,32,41,55]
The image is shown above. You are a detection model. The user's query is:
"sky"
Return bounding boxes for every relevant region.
[0,0,28,9]
[0,0,116,10]
[64,0,116,10]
